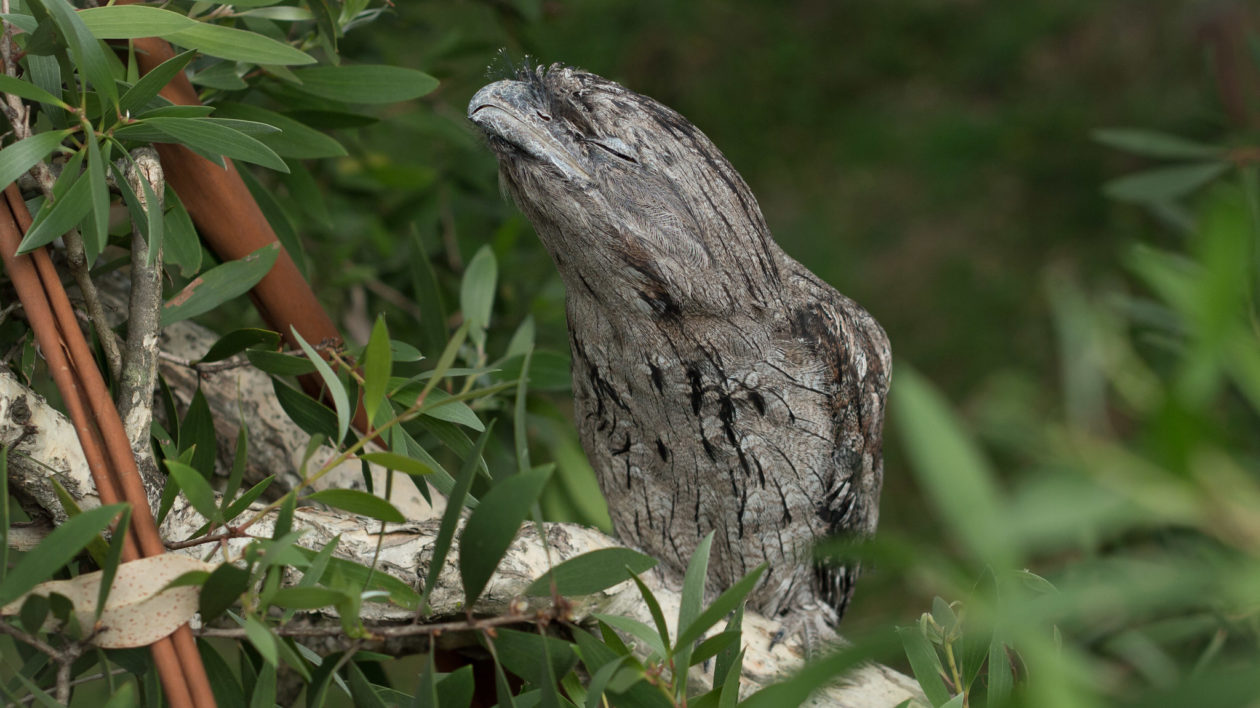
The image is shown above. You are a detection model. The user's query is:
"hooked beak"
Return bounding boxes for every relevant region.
[469,81,591,183]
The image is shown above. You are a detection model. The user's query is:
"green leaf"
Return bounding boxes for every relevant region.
[524,548,658,597]
[0,130,69,192]
[244,614,278,665]
[459,465,553,606]
[891,366,1012,566]
[289,64,438,103]
[434,666,474,708]
[1092,128,1222,160]
[408,227,448,359]
[359,451,433,477]
[213,102,347,159]
[986,634,1013,707]
[116,117,289,172]
[198,328,282,364]
[294,549,420,610]
[584,656,630,708]
[489,628,579,689]
[247,349,317,376]
[898,626,951,707]
[629,571,671,654]
[418,388,485,431]
[0,74,68,108]
[191,61,248,91]
[712,601,744,689]
[420,422,493,614]
[77,6,195,39]
[16,166,92,253]
[34,0,118,108]
[166,460,222,524]
[717,648,743,708]
[201,565,250,622]
[119,50,197,115]
[167,23,316,66]
[249,662,277,708]
[94,507,130,623]
[268,587,346,610]
[0,504,124,607]
[496,351,572,392]
[591,613,667,659]
[273,379,338,440]
[411,651,440,708]
[678,531,713,652]
[290,327,351,446]
[220,476,274,526]
[674,564,766,650]
[363,316,392,428]
[161,242,280,326]
[691,631,738,668]
[460,244,497,336]
[306,489,405,523]
[84,129,110,264]
[1103,162,1230,203]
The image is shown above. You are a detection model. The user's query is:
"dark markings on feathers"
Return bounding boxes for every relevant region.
[649,363,664,392]
[687,366,703,415]
[749,391,767,415]
[655,438,669,461]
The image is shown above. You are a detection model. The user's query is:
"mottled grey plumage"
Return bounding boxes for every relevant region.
[468,65,890,626]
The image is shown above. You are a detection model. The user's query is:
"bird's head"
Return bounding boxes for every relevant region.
[468,64,780,317]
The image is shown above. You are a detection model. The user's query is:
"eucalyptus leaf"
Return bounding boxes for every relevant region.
[459,466,553,605]
[306,489,405,523]
[161,242,280,326]
[1103,162,1230,203]
[167,23,316,66]
[0,504,125,607]
[77,5,195,39]
[524,548,657,597]
[290,64,438,103]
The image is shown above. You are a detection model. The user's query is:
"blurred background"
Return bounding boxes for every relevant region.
[254,0,1260,698]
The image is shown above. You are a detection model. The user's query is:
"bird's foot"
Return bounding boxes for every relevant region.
[768,603,839,658]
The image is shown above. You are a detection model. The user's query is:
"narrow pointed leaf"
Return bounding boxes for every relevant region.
[524,548,657,597]
[167,23,316,65]
[0,503,125,607]
[0,74,67,108]
[290,64,438,103]
[363,315,392,428]
[119,49,197,115]
[1093,128,1222,159]
[290,327,351,445]
[161,242,280,326]
[459,466,553,606]
[1102,162,1230,203]
[16,167,92,253]
[0,130,69,191]
[306,489,405,523]
[77,5,195,39]
[214,102,347,158]
[116,117,288,172]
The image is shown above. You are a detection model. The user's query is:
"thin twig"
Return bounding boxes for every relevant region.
[116,148,166,507]
[198,606,565,641]
[156,350,259,374]
[14,669,130,706]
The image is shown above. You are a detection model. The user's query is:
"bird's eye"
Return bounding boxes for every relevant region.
[588,138,638,164]
[536,110,552,122]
